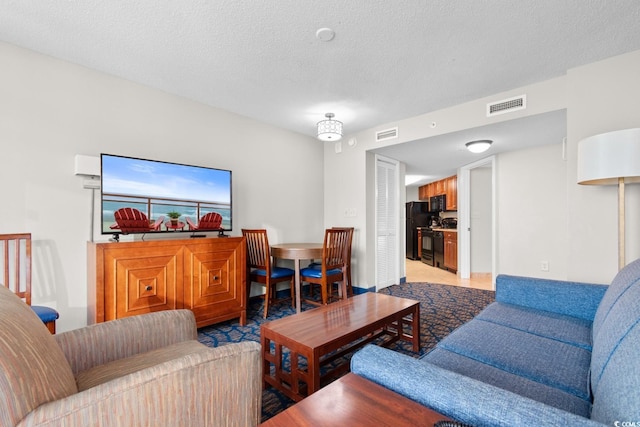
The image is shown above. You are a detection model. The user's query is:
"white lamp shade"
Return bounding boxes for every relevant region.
[577,128,640,185]
[317,114,343,141]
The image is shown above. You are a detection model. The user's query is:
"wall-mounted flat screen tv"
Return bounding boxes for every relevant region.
[101,154,232,237]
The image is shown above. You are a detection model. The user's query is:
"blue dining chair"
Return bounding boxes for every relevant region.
[242,229,295,318]
[300,228,351,306]
[1,233,59,333]
[306,227,354,300]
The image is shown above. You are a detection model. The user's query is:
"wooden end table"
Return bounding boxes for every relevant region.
[260,373,450,426]
[165,221,185,231]
[260,292,420,402]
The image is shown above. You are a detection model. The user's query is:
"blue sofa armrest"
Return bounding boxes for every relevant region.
[496,274,608,321]
[351,345,605,427]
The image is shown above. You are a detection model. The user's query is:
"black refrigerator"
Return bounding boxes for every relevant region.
[406,201,430,260]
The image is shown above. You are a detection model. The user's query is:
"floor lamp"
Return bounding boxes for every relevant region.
[577,128,640,270]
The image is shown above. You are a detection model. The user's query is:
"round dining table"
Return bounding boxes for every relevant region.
[271,243,323,313]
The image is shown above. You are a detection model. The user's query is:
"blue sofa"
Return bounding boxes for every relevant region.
[351,258,640,426]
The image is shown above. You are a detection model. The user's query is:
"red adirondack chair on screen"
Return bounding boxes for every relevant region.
[110,208,164,234]
[186,212,223,231]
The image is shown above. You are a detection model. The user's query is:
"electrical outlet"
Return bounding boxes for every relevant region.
[541,261,549,272]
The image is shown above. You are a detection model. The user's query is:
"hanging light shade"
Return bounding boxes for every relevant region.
[317,113,343,141]
[465,139,493,153]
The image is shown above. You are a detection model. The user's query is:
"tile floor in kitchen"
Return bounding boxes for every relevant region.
[405,259,494,291]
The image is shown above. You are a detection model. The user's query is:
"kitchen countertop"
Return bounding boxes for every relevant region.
[419,227,458,232]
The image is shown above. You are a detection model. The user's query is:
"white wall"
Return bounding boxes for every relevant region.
[0,42,324,331]
[566,50,640,283]
[406,186,419,202]
[325,76,568,289]
[321,138,368,288]
[496,143,568,278]
[325,49,640,288]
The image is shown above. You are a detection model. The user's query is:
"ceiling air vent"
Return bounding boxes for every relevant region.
[376,127,398,142]
[487,95,526,117]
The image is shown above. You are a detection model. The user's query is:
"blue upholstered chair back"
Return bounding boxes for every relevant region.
[590,258,640,423]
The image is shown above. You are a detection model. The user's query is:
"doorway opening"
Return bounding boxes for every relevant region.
[459,156,495,288]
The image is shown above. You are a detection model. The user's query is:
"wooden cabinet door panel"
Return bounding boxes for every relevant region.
[443,231,458,273]
[186,250,235,303]
[418,185,427,200]
[184,238,245,327]
[105,248,181,320]
[445,175,457,210]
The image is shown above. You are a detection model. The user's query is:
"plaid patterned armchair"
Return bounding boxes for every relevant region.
[0,285,261,426]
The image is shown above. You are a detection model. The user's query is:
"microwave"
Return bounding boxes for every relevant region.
[429,194,446,212]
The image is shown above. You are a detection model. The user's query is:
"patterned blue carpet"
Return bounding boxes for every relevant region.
[197,282,495,422]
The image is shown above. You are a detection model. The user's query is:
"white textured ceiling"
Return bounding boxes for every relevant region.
[2,1,640,183]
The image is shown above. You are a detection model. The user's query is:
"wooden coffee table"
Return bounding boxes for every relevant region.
[260,373,450,426]
[260,292,420,402]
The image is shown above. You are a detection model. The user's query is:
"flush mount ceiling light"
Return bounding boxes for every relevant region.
[465,139,493,153]
[317,113,343,141]
[316,27,335,42]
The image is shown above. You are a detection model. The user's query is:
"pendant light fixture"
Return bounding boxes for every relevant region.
[465,139,493,153]
[317,113,343,141]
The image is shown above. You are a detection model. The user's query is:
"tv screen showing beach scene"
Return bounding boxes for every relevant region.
[101,154,232,235]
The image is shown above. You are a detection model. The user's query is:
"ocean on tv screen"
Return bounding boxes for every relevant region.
[100,154,232,234]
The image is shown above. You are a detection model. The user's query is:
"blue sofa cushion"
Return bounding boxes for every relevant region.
[251,266,294,279]
[475,302,593,350]
[589,258,640,424]
[423,347,591,417]
[496,275,607,321]
[436,319,591,400]
[592,258,640,337]
[590,322,640,423]
[351,344,604,427]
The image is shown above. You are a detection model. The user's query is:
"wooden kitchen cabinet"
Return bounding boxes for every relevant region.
[418,183,433,200]
[88,237,247,327]
[419,185,427,200]
[445,175,457,210]
[418,175,457,210]
[443,231,458,273]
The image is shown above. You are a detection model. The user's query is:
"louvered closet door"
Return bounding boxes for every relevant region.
[375,155,399,290]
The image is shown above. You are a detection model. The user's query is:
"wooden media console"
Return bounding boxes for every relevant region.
[87,236,246,327]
